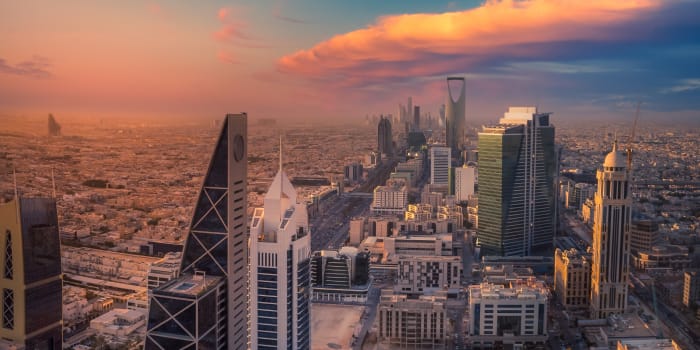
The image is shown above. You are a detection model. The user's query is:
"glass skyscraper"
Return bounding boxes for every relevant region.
[0,197,63,350]
[145,114,249,350]
[477,107,556,256]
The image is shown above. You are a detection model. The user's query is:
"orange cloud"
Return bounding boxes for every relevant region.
[277,0,664,85]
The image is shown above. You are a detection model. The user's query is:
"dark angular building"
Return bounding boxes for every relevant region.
[0,197,63,349]
[146,114,249,350]
[477,107,556,256]
[377,115,393,156]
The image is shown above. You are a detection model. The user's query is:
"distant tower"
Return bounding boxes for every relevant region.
[249,141,311,349]
[590,140,632,319]
[0,197,63,349]
[145,114,249,350]
[377,116,393,156]
[413,105,420,131]
[48,114,61,136]
[477,107,556,256]
[445,77,465,154]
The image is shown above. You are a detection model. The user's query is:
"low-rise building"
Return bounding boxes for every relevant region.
[90,308,146,338]
[468,278,549,349]
[396,255,462,294]
[378,290,448,349]
[310,247,370,302]
[683,269,700,308]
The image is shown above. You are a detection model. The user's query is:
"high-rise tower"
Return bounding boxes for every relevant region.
[249,141,311,350]
[377,116,393,156]
[430,146,451,187]
[590,140,631,319]
[0,197,63,349]
[445,77,466,155]
[477,107,556,256]
[145,114,248,350]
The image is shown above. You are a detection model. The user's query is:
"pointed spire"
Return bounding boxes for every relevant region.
[612,138,618,152]
[51,167,57,199]
[279,134,283,174]
[12,167,18,201]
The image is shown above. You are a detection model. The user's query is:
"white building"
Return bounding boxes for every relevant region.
[90,308,146,338]
[249,157,311,350]
[468,279,549,349]
[371,179,408,215]
[396,255,462,294]
[455,164,475,202]
[430,146,451,186]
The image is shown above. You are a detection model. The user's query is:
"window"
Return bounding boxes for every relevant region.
[2,289,13,329]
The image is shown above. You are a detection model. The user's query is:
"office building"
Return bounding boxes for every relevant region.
[590,141,632,319]
[146,251,181,290]
[0,197,63,349]
[554,248,590,310]
[430,146,451,186]
[630,218,659,253]
[371,180,408,215]
[454,164,475,202]
[445,76,466,154]
[145,114,249,350]
[378,290,448,349]
[468,279,548,349]
[477,107,556,256]
[377,116,393,156]
[683,269,700,308]
[344,163,363,184]
[249,146,311,350]
[310,247,370,302]
[396,255,462,294]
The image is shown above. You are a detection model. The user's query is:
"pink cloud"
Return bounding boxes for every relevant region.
[277,0,664,85]
[217,50,238,64]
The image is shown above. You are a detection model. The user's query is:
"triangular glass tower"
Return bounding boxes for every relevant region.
[146,114,248,350]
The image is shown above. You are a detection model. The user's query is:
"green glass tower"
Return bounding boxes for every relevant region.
[477,107,555,256]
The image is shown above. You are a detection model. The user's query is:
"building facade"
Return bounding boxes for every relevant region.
[477,107,556,256]
[683,269,700,308]
[630,219,659,253]
[310,247,370,302]
[454,164,475,202]
[468,279,548,349]
[249,153,311,350]
[430,146,451,187]
[445,76,466,154]
[377,116,393,156]
[146,114,249,350]
[590,141,632,319]
[371,180,408,215]
[0,197,63,349]
[378,290,448,349]
[396,255,462,294]
[554,248,590,309]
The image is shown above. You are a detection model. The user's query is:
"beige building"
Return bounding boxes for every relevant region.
[630,219,659,253]
[396,255,462,294]
[631,245,691,271]
[683,269,700,308]
[554,248,591,310]
[378,290,448,349]
[371,179,408,215]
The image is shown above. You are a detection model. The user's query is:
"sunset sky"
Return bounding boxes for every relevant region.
[1,0,699,122]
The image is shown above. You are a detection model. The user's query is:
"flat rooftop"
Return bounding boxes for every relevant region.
[158,273,223,297]
[311,304,365,350]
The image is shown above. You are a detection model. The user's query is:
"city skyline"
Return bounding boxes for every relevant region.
[1,0,699,122]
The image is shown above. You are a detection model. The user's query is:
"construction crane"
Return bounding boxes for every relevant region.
[626,102,641,169]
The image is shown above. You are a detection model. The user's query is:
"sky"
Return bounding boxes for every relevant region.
[1,0,699,123]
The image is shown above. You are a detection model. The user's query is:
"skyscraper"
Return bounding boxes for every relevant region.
[590,141,632,319]
[445,77,465,155]
[145,114,248,350]
[477,107,556,256]
[454,164,476,202]
[0,197,63,349]
[430,146,451,187]
[377,116,393,156]
[249,144,311,350]
[413,105,420,131]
